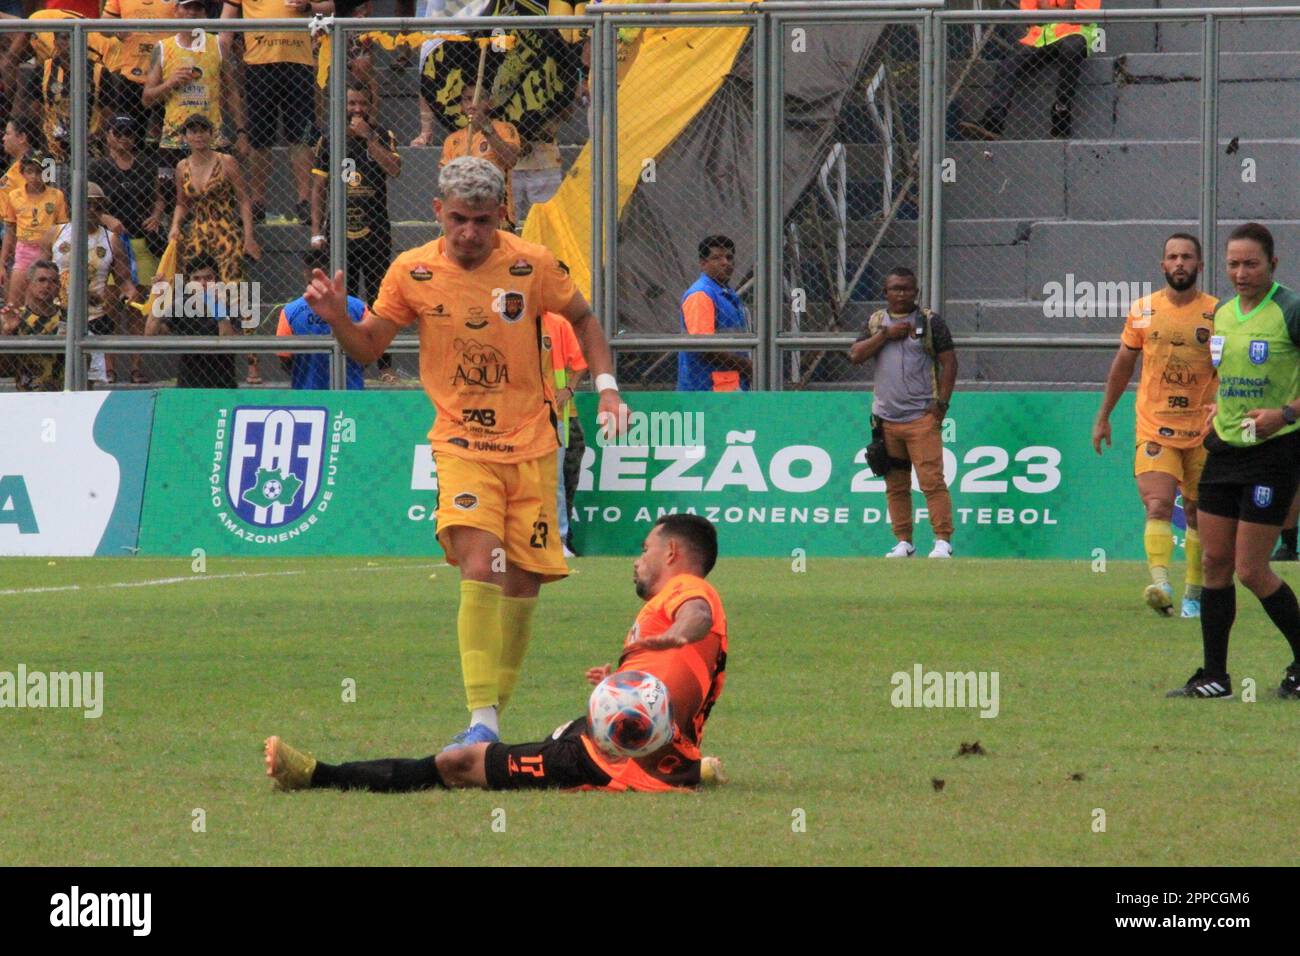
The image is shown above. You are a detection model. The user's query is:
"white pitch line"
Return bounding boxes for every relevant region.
[0,562,447,597]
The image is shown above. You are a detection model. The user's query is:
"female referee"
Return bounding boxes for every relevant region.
[1169,223,1300,699]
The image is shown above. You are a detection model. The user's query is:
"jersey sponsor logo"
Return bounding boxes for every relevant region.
[451,338,509,389]
[1196,327,1210,344]
[225,406,327,528]
[448,436,469,448]
[1254,485,1274,509]
[452,492,478,510]
[465,319,489,330]
[1158,427,1175,437]
[409,267,432,281]
[542,334,552,351]
[44,203,54,215]
[462,408,496,428]
[500,291,524,323]
[1144,441,1163,458]
[473,439,515,453]
[1160,356,1199,388]
[508,258,533,277]
[1249,340,1269,365]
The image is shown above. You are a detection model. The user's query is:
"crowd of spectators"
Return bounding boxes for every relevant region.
[0,0,592,390]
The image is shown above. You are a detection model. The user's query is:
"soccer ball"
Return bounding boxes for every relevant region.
[263,479,282,501]
[587,671,674,759]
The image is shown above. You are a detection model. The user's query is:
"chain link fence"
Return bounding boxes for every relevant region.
[1,2,1298,392]
[0,9,591,391]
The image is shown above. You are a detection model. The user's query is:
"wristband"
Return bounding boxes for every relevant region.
[311,235,326,245]
[595,373,618,393]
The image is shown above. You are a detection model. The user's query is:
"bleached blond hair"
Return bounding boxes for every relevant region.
[439,156,506,206]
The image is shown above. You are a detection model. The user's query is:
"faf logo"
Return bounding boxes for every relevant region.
[1254,484,1273,509]
[1249,340,1269,365]
[213,407,333,541]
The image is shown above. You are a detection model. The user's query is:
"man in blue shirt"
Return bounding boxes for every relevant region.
[276,249,368,390]
[677,234,751,392]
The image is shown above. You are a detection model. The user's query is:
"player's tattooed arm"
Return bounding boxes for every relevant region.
[637,599,714,650]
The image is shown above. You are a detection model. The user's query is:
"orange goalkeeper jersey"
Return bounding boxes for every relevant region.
[1120,288,1219,447]
[371,230,578,464]
[581,573,729,792]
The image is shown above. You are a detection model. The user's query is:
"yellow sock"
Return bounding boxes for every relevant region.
[458,580,503,713]
[1184,526,1203,589]
[1145,519,1173,586]
[497,594,538,712]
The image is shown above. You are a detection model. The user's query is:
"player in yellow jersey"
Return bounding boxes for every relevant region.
[1094,234,1219,618]
[304,157,627,749]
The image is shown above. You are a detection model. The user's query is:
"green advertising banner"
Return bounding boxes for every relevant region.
[567,392,1148,560]
[139,390,447,557]
[137,389,1151,559]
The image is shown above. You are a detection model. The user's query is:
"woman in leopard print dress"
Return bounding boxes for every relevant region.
[168,113,262,381]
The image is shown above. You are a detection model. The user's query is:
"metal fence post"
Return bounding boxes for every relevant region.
[768,14,784,391]
[1200,12,1219,295]
[927,12,946,316]
[67,24,88,391]
[752,10,769,392]
[600,14,618,339]
[916,11,932,300]
[589,14,603,342]
[328,17,349,390]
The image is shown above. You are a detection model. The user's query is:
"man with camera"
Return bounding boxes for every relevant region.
[848,266,958,558]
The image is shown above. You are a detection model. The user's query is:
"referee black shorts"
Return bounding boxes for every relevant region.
[483,717,612,791]
[1197,428,1300,525]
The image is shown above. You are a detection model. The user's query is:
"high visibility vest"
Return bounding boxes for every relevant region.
[1019,0,1101,50]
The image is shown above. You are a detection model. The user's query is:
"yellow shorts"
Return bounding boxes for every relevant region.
[1134,440,1206,501]
[434,451,569,582]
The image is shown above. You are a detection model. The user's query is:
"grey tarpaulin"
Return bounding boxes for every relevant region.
[615,22,884,331]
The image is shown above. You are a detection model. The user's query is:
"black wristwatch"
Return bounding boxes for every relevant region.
[1282,405,1297,425]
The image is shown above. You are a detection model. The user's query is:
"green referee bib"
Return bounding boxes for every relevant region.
[1212,282,1300,447]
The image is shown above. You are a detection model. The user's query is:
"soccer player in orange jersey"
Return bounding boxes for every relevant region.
[265,514,729,793]
[303,156,626,750]
[1093,234,1219,618]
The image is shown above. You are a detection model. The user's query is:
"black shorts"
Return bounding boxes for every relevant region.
[246,63,318,149]
[483,717,612,791]
[1197,428,1300,525]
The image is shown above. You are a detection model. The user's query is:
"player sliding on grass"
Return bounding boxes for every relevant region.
[1168,224,1300,699]
[265,515,729,792]
[1093,234,1218,618]
[303,157,626,750]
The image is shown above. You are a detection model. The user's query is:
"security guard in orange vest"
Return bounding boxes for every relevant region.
[962,0,1101,141]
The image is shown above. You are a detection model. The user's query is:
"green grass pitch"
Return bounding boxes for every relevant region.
[2,554,1297,866]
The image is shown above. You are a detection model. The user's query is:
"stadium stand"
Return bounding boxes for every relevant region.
[925,0,1300,388]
